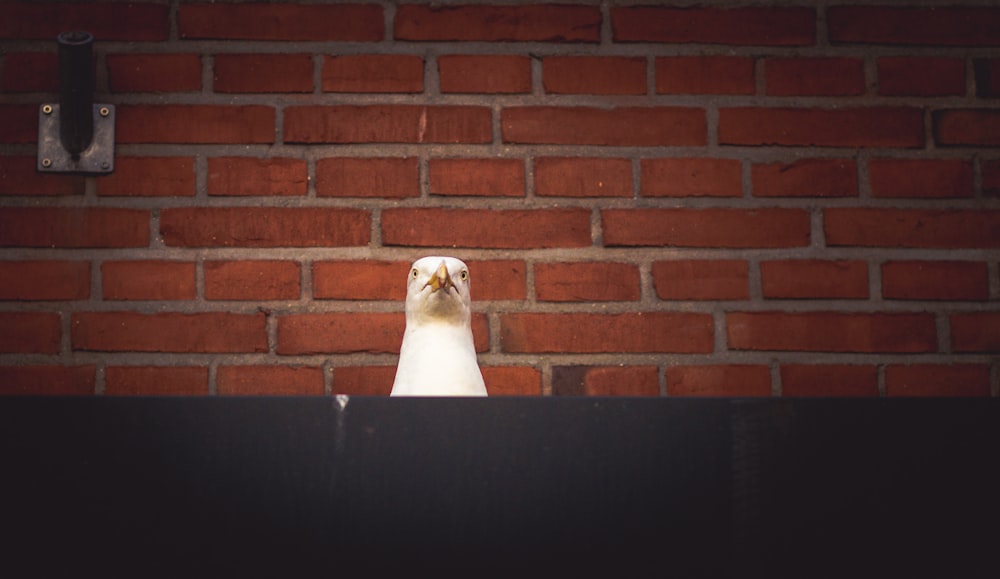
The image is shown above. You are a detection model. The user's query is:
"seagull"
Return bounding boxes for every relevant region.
[391,256,488,397]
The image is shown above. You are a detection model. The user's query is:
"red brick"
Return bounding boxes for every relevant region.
[0,208,149,248]
[395,4,600,42]
[535,157,632,197]
[975,59,1000,98]
[613,6,815,45]
[501,312,713,354]
[667,365,771,397]
[552,366,658,397]
[0,105,43,143]
[950,313,1000,353]
[983,160,1000,197]
[727,312,937,353]
[602,208,810,248]
[323,55,423,93]
[160,207,369,248]
[829,6,1000,46]
[97,157,196,197]
[825,209,1000,249]
[780,365,879,397]
[760,260,869,300]
[278,313,488,355]
[207,157,307,196]
[1,156,85,196]
[284,105,491,144]
[656,56,754,95]
[72,312,267,353]
[316,157,419,198]
[117,105,275,144]
[886,365,991,397]
[1,52,58,92]
[640,158,741,197]
[0,366,95,396]
[752,159,858,198]
[719,107,924,148]
[214,54,313,93]
[430,158,525,197]
[205,261,301,301]
[382,208,591,249]
[765,57,864,96]
[438,55,531,94]
[483,366,542,396]
[107,54,201,93]
[543,57,646,95]
[102,261,195,301]
[502,106,706,146]
[313,260,409,301]
[882,261,989,302]
[535,262,640,302]
[0,2,169,40]
[879,57,965,97]
[0,312,61,354]
[0,261,89,300]
[869,159,973,199]
[934,109,1000,146]
[469,260,528,301]
[105,366,209,396]
[179,3,383,41]
[218,366,325,396]
[333,366,394,396]
[653,260,749,301]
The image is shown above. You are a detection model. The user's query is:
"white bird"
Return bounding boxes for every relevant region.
[391,256,488,397]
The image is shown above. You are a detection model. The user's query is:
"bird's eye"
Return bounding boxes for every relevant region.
[411,268,419,279]
[460,270,468,281]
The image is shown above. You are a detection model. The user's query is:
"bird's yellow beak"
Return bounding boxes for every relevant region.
[423,261,454,293]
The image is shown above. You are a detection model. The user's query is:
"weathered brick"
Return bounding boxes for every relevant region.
[313,260,409,301]
[934,109,1000,146]
[656,56,754,95]
[107,54,201,93]
[0,105,44,143]
[765,57,865,96]
[277,313,489,355]
[640,158,741,197]
[868,159,973,198]
[552,366,658,396]
[983,160,1000,197]
[382,208,591,249]
[214,54,313,93]
[878,57,965,97]
[975,59,1000,98]
[72,312,268,353]
[217,366,325,396]
[543,57,646,95]
[323,55,423,93]
[207,158,307,197]
[602,208,810,248]
[179,3,383,41]
[1,52,58,92]
[950,313,1000,352]
[205,261,301,301]
[885,364,991,397]
[395,4,600,42]
[160,208,369,248]
[316,157,419,198]
[469,260,528,301]
[825,209,1000,249]
[502,107,706,146]
[284,105,491,144]
[0,2,169,41]
[780,364,879,397]
[117,105,275,144]
[500,313,713,354]
[102,261,196,301]
[613,6,815,45]
[0,366,95,396]
[667,365,771,397]
[482,366,542,396]
[760,260,869,300]
[438,55,531,94]
[535,262,640,302]
[0,156,85,196]
[430,158,524,197]
[829,6,1000,46]
[333,366,394,396]
[719,107,924,148]
[105,366,209,396]
[0,208,149,248]
[535,157,632,197]
[97,157,195,197]
[0,312,61,354]
[0,261,90,301]
[653,260,749,301]
[883,261,989,301]
[752,159,858,198]
[727,312,937,353]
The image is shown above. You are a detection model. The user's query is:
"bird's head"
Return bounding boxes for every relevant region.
[405,256,472,325]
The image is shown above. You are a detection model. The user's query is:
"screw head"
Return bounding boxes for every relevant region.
[99,107,110,117]
[42,105,53,115]
[41,158,52,168]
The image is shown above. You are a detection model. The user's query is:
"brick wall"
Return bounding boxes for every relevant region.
[1,1,998,397]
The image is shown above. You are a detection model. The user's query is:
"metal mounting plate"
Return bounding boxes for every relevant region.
[37,103,115,174]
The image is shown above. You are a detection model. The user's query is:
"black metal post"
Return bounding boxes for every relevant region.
[57,31,94,158]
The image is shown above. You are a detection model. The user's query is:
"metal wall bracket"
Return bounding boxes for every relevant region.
[38,103,115,174]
